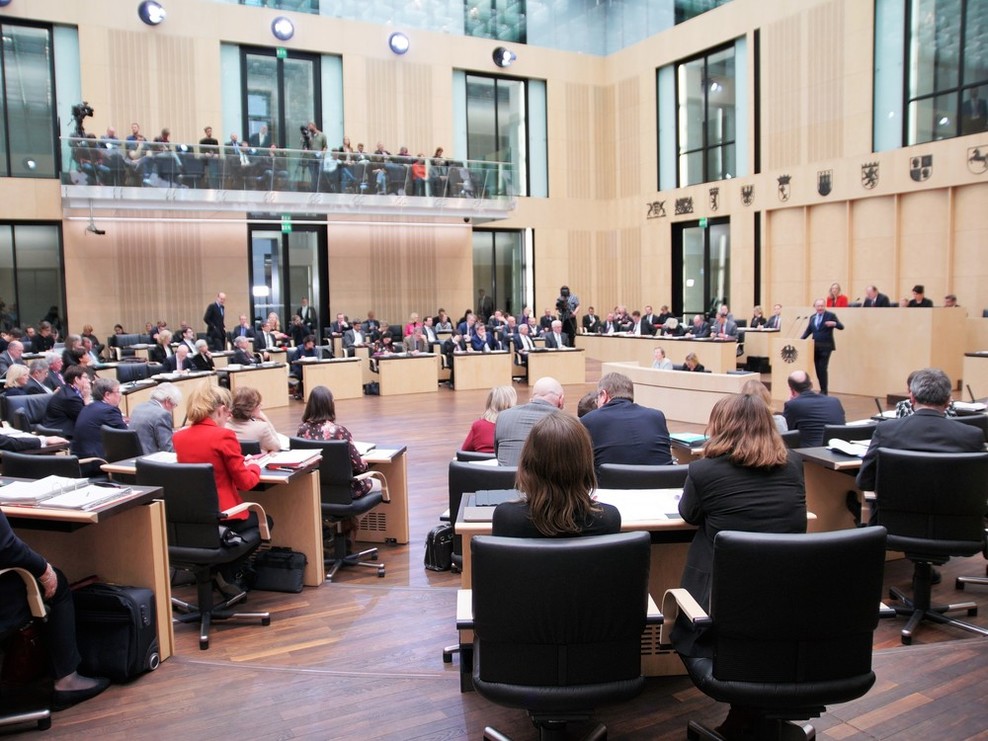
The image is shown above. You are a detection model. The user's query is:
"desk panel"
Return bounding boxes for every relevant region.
[225,364,289,408]
[375,354,438,396]
[297,358,363,401]
[450,351,513,390]
[577,335,737,373]
[526,349,586,386]
[360,447,409,544]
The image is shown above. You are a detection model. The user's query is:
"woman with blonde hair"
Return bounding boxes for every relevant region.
[226,386,282,453]
[826,282,849,308]
[461,385,517,453]
[492,414,620,537]
[739,377,787,433]
[3,364,30,395]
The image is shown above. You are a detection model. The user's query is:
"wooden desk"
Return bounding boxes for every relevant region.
[123,372,217,428]
[211,351,235,369]
[576,334,738,374]
[737,327,779,365]
[374,353,438,396]
[455,488,692,680]
[450,351,513,390]
[102,457,326,587]
[963,352,988,397]
[602,361,758,425]
[525,348,586,385]
[358,446,409,544]
[2,485,174,662]
[221,363,289,408]
[294,357,363,401]
[794,447,863,533]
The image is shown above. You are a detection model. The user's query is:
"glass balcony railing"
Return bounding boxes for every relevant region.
[60,136,518,202]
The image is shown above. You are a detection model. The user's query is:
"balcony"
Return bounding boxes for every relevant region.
[60,137,516,224]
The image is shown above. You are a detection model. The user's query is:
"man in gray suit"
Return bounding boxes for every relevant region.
[128,383,182,453]
[494,377,565,466]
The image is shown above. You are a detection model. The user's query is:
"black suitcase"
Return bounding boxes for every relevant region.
[424,523,453,571]
[74,584,160,683]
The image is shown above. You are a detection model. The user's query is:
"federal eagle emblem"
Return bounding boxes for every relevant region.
[781,344,799,363]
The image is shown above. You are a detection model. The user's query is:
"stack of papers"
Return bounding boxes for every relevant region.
[258,450,323,470]
[828,438,870,457]
[0,476,128,510]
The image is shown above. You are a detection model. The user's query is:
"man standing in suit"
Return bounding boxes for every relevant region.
[782,370,845,447]
[248,124,270,149]
[544,320,567,349]
[296,297,316,332]
[800,299,844,395]
[764,303,783,329]
[857,368,984,519]
[582,307,601,334]
[580,372,672,469]
[129,383,182,453]
[494,377,564,466]
[862,285,891,307]
[203,292,226,351]
[41,366,90,437]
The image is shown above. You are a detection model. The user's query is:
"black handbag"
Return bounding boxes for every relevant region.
[250,548,307,593]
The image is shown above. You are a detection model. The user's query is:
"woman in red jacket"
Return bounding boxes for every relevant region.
[826,282,849,307]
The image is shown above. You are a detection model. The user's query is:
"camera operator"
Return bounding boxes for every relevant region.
[302,121,327,192]
[556,285,580,347]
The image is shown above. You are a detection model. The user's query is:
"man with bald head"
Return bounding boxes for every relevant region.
[782,370,845,447]
[494,376,565,466]
[0,340,24,376]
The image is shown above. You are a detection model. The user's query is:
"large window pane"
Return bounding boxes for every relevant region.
[676,43,736,187]
[908,0,961,98]
[0,224,63,333]
[284,59,316,148]
[250,231,285,325]
[677,58,705,153]
[243,48,319,149]
[245,54,279,144]
[2,24,56,178]
[706,48,735,146]
[466,74,529,196]
[473,229,527,318]
[908,91,958,141]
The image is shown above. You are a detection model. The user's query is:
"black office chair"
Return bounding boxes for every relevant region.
[951,413,988,441]
[597,462,689,489]
[455,449,496,462]
[955,527,988,591]
[135,459,272,650]
[0,567,52,732]
[289,437,389,581]
[115,363,152,384]
[821,422,877,444]
[101,425,144,461]
[239,439,262,456]
[779,429,803,448]
[468,532,658,741]
[874,449,988,644]
[447,460,518,571]
[1,450,87,479]
[3,395,57,434]
[662,528,888,740]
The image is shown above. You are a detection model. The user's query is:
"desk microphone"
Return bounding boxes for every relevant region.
[785,315,803,338]
[967,384,977,403]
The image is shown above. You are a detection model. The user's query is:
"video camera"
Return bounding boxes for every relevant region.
[299,125,312,149]
[71,101,94,137]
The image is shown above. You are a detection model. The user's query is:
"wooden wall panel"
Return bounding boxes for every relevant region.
[952,184,988,310]
[806,0,844,163]
[850,196,897,302]
[365,60,435,154]
[806,202,848,299]
[899,191,949,301]
[617,78,641,199]
[761,14,802,171]
[595,85,617,201]
[565,84,593,200]
[591,230,619,315]
[765,207,807,309]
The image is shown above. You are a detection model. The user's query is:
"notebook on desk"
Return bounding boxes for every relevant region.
[463,489,522,521]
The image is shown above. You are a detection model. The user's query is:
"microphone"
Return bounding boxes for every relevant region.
[786,315,803,338]
[967,384,978,403]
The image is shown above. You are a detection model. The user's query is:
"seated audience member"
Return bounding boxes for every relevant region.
[943,294,958,307]
[764,303,783,329]
[581,307,601,334]
[129,382,182,453]
[190,340,214,371]
[576,390,599,418]
[3,364,30,396]
[741,378,787,433]
[434,309,453,331]
[651,347,673,369]
[543,320,567,349]
[41,365,91,436]
[494,376,565,466]
[81,324,103,358]
[462,385,517,454]
[404,312,423,338]
[26,359,52,395]
[33,321,56,352]
[672,392,806,714]
[749,305,767,328]
[342,322,368,356]
[226,386,281,454]
[684,314,710,338]
[148,329,173,364]
[857,367,984,503]
[0,339,24,375]
[782,370,845,447]
[230,335,258,365]
[895,369,957,418]
[231,314,255,341]
[71,377,127,474]
[164,344,192,373]
[826,282,849,307]
[0,511,110,710]
[907,284,933,307]
[44,352,66,390]
[628,310,654,336]
[580,371,672,468]
[710,304,738,339]
[295,386,372,500]
[174,385,267,597]
[682,352,705,372]
[862,285,891,308]
[492,413,621,538]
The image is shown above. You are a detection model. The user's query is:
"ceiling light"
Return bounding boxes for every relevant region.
[271,16,295,41]
[138,1,166,26]
[492,46,516,68]
[388,32,410,55]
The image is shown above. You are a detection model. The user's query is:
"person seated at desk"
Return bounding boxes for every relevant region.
[492,414,621,538]
[462,385,517,454]
[672,392,806,733]
[682,352,705,372]
[684,314,710,338]
[43,352,66,391]
[342,323,368,357]
[288,315,308,348]
[129,382,182,454]
[651,347,673,370]
[41,365,91,437]
[581,371,672,468]
[896,369,957,418]
[226,386,281,454]
[826,282,849,308]
[434,309,453,332]
[0,511,110,710]
[749,305,767,328]
[147,329,173,364]
[3,364,30,396]
[710,304,738,339]
[25,360,53,395]
[907,284,933,308]
[230,335,259,366]
[470,324,501,353]
[190,340,215,372]
[782,370,844,447]
[163,344,192,373]
[543,320,567,349]
[628,310,654,337]
[295,385,372,500]
[71,377,127,475]
[174,385,267,597]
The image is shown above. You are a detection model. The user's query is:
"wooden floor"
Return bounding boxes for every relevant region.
[17,363,988,739]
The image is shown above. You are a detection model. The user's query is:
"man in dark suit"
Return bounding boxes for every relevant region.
[782,371,845,447]
[543,320,567,349]
[800,299,844,395]
[329,312,350,335]
[248,124,271,149]
[230,336,258,366]
[764,303,783,329]
[599,312,619,335]
[189,340,215,371]
[0,340,25,376]
[43,352,66,391]
[296,297,316,332]
[26,360,53,395]
[230,314,256,341]
[202,291,226,351]
[580,372,672,469]
[582,307,601,334]
[70,377,127,473]
[470,324,497,352]
[907,284,933,308]
[862,285,891,308]
[628,311,655,337]
[41,365,90,437]
[684,314,710,338]
[163,344,192,373]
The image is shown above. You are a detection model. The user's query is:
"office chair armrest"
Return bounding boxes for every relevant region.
[0,567,47,619]
[863,491,876,501]
[221,502,271,540]
[34,425,67,437]
[78,456,108,468]
[455,588,473,630]
[659,588,710,650]
[646,594,664,626]
[355,471,390,502]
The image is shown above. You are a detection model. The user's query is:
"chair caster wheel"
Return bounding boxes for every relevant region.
[901,633,912,645]
[377,568,385,578]
[967,607,978,617]
[262,616,271,626]
[200,639,209,650]
[956,579,965,590]
[443,652,453,664]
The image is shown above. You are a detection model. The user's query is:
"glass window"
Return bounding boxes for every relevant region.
[242,48,320,149]
[676,44,737,186]
[905,0,988,144]
[0,224,64,332]
[1,23,57,178]
[465,74,531,196]
[472,229,528,318]
[464,0,527,43]
[248,225,326,329]
[672,219,730,318]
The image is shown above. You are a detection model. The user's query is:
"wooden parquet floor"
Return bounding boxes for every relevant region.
[21,363,988,739]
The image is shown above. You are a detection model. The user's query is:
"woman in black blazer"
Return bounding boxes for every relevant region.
[147,329,173,364]
[492,413,620,538]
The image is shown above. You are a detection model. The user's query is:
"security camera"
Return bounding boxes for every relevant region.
[86,223,106,236]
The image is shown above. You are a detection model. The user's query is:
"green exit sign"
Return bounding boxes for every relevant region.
[276,47,288,59]
[699,217,708,228]
[281,215,292,233]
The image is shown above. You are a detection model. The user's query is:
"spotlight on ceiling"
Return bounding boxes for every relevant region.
[388,32,410,56]
[137,1,166,26]
[492,46,516,68]
[271,16,295,41]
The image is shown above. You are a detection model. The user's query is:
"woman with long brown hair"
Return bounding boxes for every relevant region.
[492,413,620,537]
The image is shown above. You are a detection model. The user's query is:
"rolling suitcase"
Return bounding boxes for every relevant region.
[74,584,160,683]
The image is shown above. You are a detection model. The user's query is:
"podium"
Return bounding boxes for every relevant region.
[770,337,815,402]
